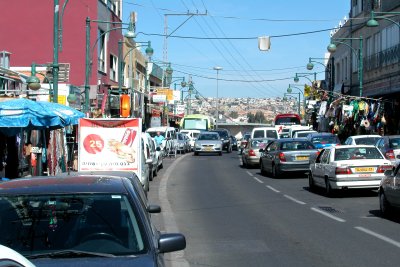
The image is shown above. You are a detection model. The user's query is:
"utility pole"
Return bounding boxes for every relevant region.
[163,11,207,63]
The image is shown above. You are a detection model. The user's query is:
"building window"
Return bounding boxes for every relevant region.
[98,29,106,73]
[110,54,117,81]
[351,0,363,17]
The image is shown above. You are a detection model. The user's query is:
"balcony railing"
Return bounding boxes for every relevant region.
[364,43,400,71]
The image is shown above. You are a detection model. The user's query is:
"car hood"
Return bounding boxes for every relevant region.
[31,254,158,267]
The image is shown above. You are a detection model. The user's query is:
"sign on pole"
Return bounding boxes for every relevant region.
[78,118,141,172]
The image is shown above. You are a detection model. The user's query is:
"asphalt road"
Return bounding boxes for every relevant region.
[149,151,400,267]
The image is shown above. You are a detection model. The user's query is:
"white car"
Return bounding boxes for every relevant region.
[293,130,318,138]
[180,129,201,151]
[344,135,382,145]
[0,245,35,267]
[309,145,393,196]
[143,133,158,180]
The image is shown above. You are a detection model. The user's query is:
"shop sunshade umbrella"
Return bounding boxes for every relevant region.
[0,98,84,136]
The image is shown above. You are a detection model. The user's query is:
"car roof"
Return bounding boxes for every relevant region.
[308,132,336,137]
[0,175,129,195]
[274,138,311,142]
[348,135,381,139]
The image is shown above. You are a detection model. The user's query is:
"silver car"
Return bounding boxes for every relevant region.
[194,132,223,156]
[260,139,319,178]
[242,138,274,168]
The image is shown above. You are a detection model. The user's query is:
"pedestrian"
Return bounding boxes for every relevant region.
[154,131,165,147]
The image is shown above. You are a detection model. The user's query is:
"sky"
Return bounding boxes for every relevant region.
[122,0,350,99]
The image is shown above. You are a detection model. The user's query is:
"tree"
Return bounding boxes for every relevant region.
[247,112,255,123]
[229,111,239,119]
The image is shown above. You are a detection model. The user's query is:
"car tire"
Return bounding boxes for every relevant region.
[308,172,315,192]
[149,169,154,182]
[272,164,280,178]
[379,190,391,217]
[260,161,267,176]
[325,177,334,197]
[194,152,198,156]
[219,152,222,156]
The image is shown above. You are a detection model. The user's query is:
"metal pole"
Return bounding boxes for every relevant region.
[118,40,123,96]
[216,70,219,128]
[359,36,363,97]
[84,17,90,113]
[298,92,301,116]
[53,0,60,103]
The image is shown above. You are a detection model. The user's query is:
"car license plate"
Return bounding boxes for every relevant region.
[354,167,374,173]
[205,147,213,151]
[296,155,309,161]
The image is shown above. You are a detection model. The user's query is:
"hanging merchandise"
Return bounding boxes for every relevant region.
[342,105,354,118]
[318,101,328,116]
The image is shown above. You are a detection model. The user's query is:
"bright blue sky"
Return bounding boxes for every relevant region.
[123,0,350,98]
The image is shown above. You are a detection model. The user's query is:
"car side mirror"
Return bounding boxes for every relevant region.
[396,155,400,159]
[384,169,394,176]
[158,233,186,253]
[147,204,161,213]
[156,147,161,151]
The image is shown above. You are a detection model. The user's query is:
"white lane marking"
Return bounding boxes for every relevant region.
[246,171,253,176]
[266,185,280,193]
[253,177,264,183]
[311,207,346,222]
[355,226,400,248]
[283,194,306,205]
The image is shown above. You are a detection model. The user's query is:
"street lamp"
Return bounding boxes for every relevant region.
[213,66,222,129]
[327,36,363,97]
[366,11,400,28]
[306,57,335,92]
[293,72,317,83]
[287,84,304,118]
[83,17,135,113]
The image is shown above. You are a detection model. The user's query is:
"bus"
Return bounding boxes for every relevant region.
[180,114,215,131]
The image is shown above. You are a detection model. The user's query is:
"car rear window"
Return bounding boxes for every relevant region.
[389,138,400,149]
[311,136,339,144]
[334,147,384,160]
[280,141,315,150]
[354,137,381,145]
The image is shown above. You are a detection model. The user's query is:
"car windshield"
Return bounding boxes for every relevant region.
[311,136,338,144]
[0,194,147,257]
[354,137,381,145]
[334,147,384,160]
[389,138,400,149]
[280,141,315,150]
[198,134,219,140]
[213,131,228,138]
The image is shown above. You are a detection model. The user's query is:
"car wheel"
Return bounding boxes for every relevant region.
[379,190,391,217]
[219,152,222,156]
[325,177,334,197]
[194,152,198,156]
[272,164,280,178]
[308,172,315,192]
[260,161,266,176]
[149,168,154,181]
[153,165,158,177]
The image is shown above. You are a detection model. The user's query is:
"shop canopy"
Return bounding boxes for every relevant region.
[0,98,84,136]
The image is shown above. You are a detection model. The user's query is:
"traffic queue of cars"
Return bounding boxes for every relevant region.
[239,127,400,214]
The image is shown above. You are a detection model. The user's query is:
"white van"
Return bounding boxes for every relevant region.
[251,127,279,139]
[180,129,201,150]
[146,126,177,145]
[288,125,313,138]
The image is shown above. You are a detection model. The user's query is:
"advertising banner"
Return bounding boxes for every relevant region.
[78,118,142,172]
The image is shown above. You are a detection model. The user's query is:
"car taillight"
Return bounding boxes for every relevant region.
[335,167,352,175]
[249,149,256,156]
[377,165,393,173]
[278,152,286,162]
[385,150,395,160]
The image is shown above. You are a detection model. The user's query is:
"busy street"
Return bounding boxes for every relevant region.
[1,0,400,266]
[151,152,400,267]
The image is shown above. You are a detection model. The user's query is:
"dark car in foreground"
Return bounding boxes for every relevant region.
[260,139,319,178]
[211,128,232,153]
[0,175,186,266]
